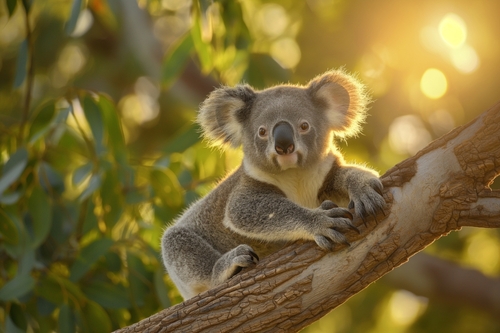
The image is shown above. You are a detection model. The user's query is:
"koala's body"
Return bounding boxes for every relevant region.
[161,70,386,300]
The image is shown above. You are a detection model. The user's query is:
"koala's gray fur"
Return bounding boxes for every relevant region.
[161,69,386,300]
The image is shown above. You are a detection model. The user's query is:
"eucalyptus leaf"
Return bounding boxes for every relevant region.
[162,124,201,154]
[81,95,105,156]
[0,273,35,301]
[38,162,65,195]
[78,173,101,202]
[0,206,19,244]
[73,162,92,185]
[83,281,131,309]
[8,304,27,333]
[58,304,76,333]
[7,0,18,17]
[154,269,171,308]
[0,148,28,195]
[69,238,113,282]
[27,185,52,247]
[28,101,56,143]
[13,39,28,88]
[162,33,194,88]
[97,94,127,163]
[82,301,112,333]
[65,0,83,35]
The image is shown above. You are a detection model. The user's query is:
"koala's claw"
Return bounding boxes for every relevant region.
[349,178,386,221]
[320,200,338,210]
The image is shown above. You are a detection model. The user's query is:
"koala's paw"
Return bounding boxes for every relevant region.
[348,177,386,220]
[311,200,357,251]
[225,244,259,279]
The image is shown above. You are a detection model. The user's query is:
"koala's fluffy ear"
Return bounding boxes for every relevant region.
[307,69,371,137]
[197,85,256,148]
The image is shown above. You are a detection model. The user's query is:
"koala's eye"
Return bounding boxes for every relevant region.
[258,127,267,137]
[299,122,310,132]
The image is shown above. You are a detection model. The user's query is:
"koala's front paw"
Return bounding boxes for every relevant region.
[348,177,386,219]
[311,200,357,251]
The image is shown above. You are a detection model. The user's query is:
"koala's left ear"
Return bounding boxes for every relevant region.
[307,69,371,137]
[197,85,256,148]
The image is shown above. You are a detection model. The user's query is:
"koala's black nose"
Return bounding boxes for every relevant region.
[273,122,295,155]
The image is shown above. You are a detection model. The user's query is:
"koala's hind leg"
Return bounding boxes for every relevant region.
[161,227,258,299]
[211,244,259,286]
[161,226,220,299]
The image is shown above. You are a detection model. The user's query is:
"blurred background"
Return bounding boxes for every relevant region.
[0,0,499,332]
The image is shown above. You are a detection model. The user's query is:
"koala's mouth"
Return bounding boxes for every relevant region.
[274,152,301,171]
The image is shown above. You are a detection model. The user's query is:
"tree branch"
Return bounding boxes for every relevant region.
[114,102,500,333]
[384,252,500,317]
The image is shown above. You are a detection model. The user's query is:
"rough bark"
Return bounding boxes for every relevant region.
[114,102,500,333]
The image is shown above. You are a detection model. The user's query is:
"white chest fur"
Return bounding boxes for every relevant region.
[243,156,334,209]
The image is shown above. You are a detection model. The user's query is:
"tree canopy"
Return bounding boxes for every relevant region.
[0,0,499,332]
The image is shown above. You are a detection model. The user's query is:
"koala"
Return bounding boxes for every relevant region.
[161,69,385,300]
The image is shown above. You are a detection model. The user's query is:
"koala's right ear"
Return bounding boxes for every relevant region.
[197,85,256,148]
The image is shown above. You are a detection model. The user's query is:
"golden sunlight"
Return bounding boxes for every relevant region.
[420,68,447,99]
[439,13,467,48]
[450,44,480,73]
[389,290,428,326]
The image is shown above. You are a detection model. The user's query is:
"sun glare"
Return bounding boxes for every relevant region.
[420,68,447,99]
[439,13,467,48]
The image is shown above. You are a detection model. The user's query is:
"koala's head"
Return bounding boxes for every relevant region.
[198,69,370,173]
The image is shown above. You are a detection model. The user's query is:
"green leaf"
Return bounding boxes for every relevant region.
[104,251,122,272]
[0,147,28,195]
[65,0,83,35]
[13,39,28,88]
[150,168,183,208]
[18,248,35,275]
[127,254,149,307]
[8,304,27,332]
[58,304,76,333]
[83,281,131,309]
[100,170,123,229]
[27,185,52,247]
[37,273,86,306]
[69,238,113,282]
[38,162,65,195]
[82,199,97,236]
[28,101,56,143]
[0,273,35,301]
[97,94,127,163]
[191,8,213,73]
[73,162,92,185]
[162,123,201,154]
[78,173,101,202]
[0,206,19,244]
[245,53,291,89]
[1,206,30,258]
[161,33,194,88]
[81,301,112,333]
[81,95,105,156]
[154,269,171,308]
[21,0,32,12]
[0,190,23,204]
[7,0,18,17]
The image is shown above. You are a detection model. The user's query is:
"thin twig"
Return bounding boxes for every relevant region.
[18,4,35,144]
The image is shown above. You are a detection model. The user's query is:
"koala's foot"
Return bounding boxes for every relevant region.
[311,200,356,251]
[212,244,259,286]
[348,177,386,220]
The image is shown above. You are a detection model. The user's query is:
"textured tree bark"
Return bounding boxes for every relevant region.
[114,102,500,333]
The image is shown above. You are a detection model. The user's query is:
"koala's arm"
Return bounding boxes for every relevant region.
[319,158,386,218]
[225,174,355,250]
